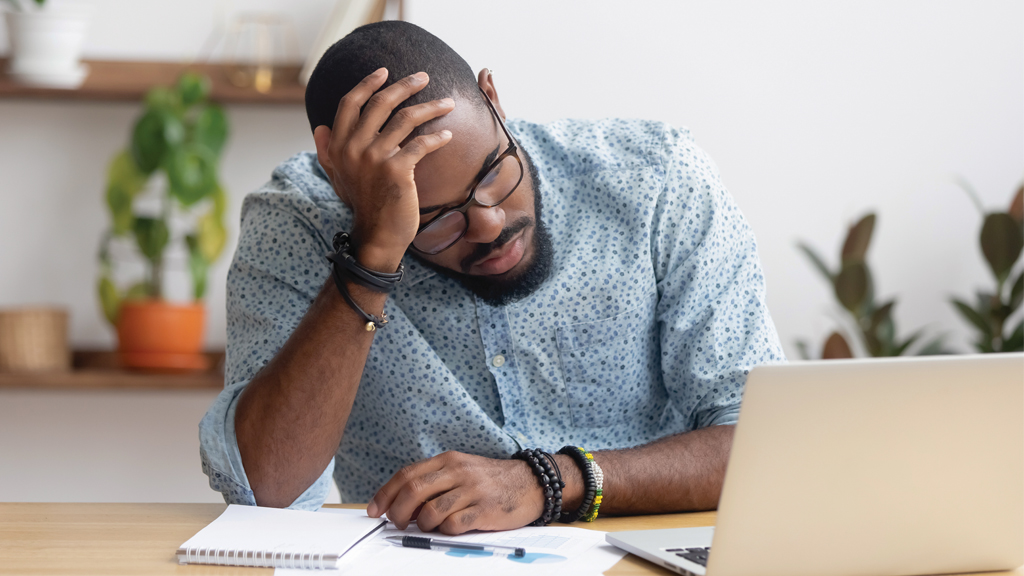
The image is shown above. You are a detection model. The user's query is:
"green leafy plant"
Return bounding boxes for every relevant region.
[98,73,229,325]
[950,182,1024,353]
[796,213,947,359]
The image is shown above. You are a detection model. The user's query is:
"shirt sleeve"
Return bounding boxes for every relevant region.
[650,126,786,430]
[198,188,336,510]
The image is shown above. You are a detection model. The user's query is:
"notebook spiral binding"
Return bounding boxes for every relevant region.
[179,546,338,569]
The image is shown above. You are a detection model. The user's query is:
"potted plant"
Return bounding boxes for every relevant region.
[950,183,1023,352]
[796,213,947,359]
[3,0,91,88]
[97,73,229,371]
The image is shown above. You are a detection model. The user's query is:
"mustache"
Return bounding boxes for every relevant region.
[460,216,533,273]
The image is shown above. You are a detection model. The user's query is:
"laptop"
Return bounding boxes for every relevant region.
[607,353,1024,576]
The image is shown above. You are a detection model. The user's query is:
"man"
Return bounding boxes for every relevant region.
[199,20,785,535]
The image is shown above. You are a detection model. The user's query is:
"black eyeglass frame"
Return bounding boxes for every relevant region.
[410,88,524,255]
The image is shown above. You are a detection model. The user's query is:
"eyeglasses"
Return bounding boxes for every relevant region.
[411,88,524,255]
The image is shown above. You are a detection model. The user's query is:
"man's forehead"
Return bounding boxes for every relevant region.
[413,96,499,199]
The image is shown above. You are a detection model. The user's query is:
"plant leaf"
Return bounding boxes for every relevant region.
[132,217,169,262]
[869,300,894,332]
[822,332,853,359]
[131,109,184,173]
[797,242,833,281]
[211,183,227,218]
[875,315,896,353]
[834,261,869,312]
[165,144,217,206]
[98,276,121,326]
[980,212,1024,284]
[841,213,876,264]
[1010,183,1023,224]
[194,104,228,156]
[916,336,948,356]
[186,234,208,300]
[893,329,922,356]
[123,281,152,301]
[177,72,211,108]
[105,150,147,235]
[196,208,227,262]
[863,330,883,357]
[1011,269,1024,312]
[144,86,181,114]
[953,175,986,216]
[1003,319,1024,352]
[974,291,995,316]
[951,298,992,337]
[794,340,811,360]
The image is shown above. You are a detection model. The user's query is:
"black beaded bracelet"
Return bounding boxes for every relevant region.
[512,448,564,526]
[556,446,597,523]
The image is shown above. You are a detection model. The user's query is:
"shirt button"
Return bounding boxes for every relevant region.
[517,432,527,442]
[492,354,506,367]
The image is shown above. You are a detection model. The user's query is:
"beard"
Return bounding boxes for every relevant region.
[411,152,555,307]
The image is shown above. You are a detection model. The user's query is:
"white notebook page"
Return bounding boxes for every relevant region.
[178,504,386,568]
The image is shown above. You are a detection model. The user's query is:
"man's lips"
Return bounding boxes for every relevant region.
[472,230,527,275]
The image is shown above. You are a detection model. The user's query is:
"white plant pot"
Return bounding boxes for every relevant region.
[5,6,91,88]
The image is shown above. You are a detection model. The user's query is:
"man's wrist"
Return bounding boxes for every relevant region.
[351,243,406,274]
[553,454,584,512]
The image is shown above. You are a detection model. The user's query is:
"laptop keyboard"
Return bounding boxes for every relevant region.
[665,546,710,567]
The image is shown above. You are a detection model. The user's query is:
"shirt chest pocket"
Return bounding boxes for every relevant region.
[555,307,662,428]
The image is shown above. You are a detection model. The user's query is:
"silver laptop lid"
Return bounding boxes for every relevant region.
[708,353,1024,576]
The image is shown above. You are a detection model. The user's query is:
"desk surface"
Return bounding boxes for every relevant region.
[1,503,1020,576]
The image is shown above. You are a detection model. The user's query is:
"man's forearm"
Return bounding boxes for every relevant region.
[555,425,734,516]
[234,277,388,508]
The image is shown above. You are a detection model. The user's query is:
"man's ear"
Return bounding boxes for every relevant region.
[477,68,507,120]
[313,125,332,172]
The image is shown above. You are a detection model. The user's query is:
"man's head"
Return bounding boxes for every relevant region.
[306,21,553,306]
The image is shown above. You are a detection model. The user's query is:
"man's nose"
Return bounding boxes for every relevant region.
[462,204,505,245]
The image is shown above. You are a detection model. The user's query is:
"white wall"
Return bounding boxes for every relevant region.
[2,0,1020,354]
[0,389,224,502]
[406,0,1024,356]
[0,1,1020,502]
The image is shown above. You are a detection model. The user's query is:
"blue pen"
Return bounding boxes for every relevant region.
[385,535,526,557]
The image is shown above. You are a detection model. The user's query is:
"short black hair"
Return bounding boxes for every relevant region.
[305,21,481,133]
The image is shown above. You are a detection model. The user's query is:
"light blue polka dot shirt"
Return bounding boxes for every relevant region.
[199,118,786,508]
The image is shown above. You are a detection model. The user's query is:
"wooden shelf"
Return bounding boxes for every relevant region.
[0,59,305,105]
[0,350,225,391]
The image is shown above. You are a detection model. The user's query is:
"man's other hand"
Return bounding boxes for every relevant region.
[367,451,544,535]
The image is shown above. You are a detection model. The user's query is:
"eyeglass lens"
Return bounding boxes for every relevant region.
[413,155,522,254]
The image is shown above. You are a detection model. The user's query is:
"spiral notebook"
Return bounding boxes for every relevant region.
[176,505,387,570]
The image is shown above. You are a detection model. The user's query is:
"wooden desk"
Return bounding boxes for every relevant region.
[1,503,1020,576]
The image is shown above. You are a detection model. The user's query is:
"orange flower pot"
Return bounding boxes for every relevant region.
[116,300,208,372]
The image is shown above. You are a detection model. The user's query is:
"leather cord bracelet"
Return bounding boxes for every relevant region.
[326,232,404,293]
[329,260,389,331]
[325,231,404,332]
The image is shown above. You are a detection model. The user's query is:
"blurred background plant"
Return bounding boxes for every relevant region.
[1,0,45,10]
[950,182,1023,353]
[796,213,948,359]
[97,72,229,326]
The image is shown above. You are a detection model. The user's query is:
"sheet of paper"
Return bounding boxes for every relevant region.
[276,509,626,575]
